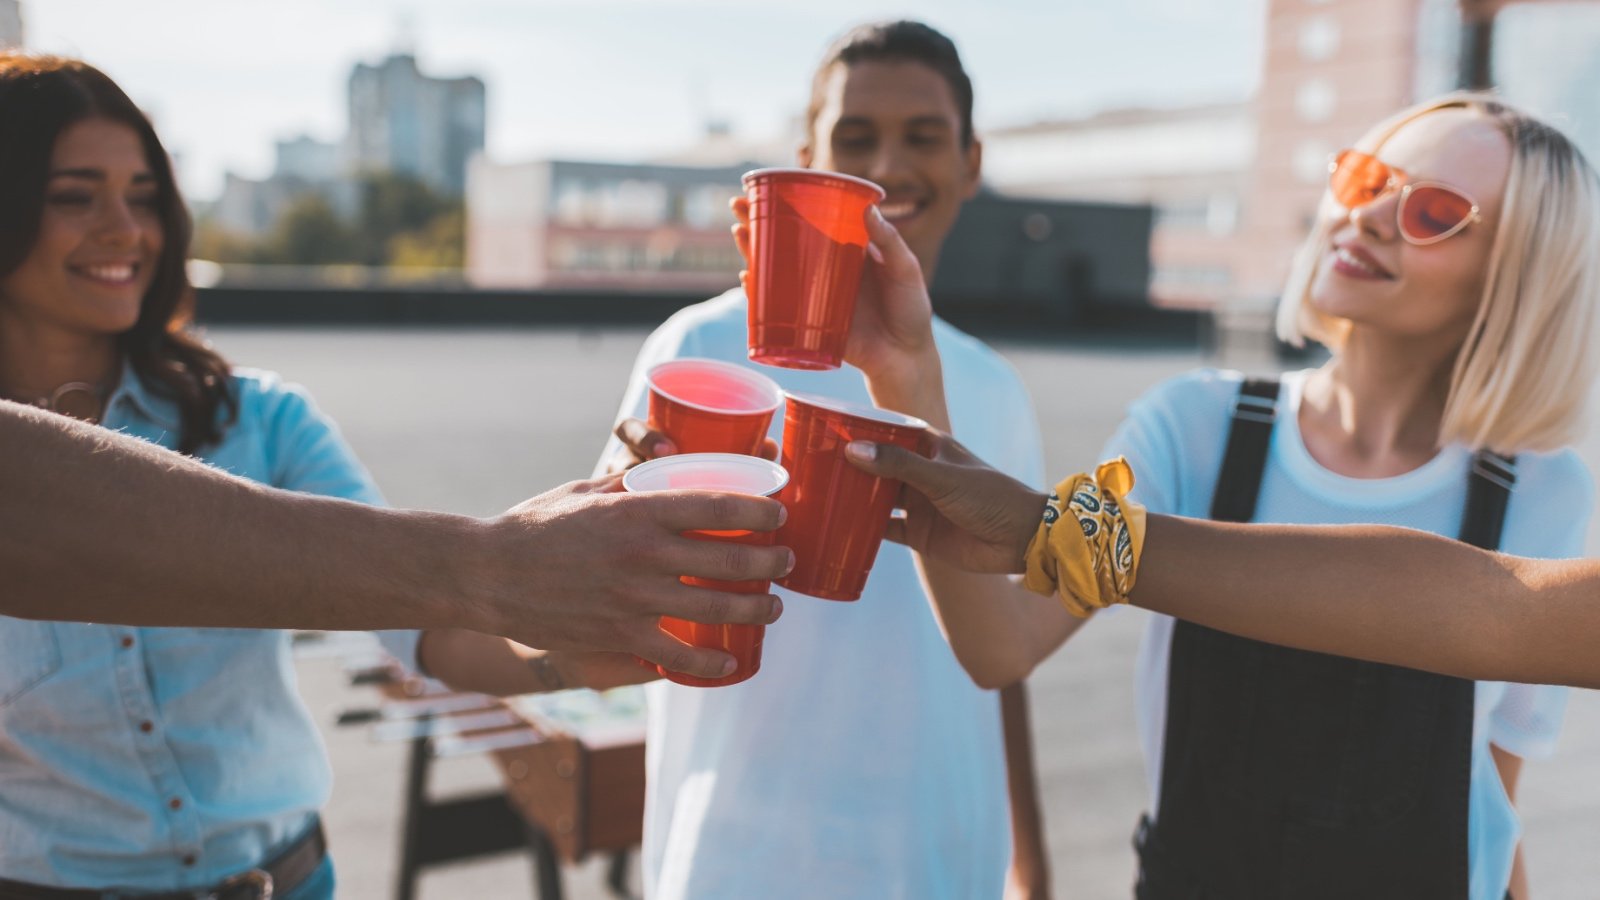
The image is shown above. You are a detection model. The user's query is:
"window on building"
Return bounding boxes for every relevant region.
[1299,17,1341,61]
[682,183,737,230]
[1157,195,1240,236]
[1296,79,1337,122]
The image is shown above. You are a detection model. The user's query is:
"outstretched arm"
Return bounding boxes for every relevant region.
[1,400,789,681]
[846,432,1600,689]
[1135,515,1600,688]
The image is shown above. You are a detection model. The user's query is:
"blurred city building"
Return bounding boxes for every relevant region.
[0,0,22,48]
[347,52,485,196]
[986,0,1600,317]
[982,103,1254,310]
[1237,0,1600,310]
[198,0,1600,318]
[277,135,343,183]
[211,136,359,238]
[466,157,751,292]
[210,50,481,240]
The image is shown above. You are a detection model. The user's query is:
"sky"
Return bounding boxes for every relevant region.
[25,0,1268,201]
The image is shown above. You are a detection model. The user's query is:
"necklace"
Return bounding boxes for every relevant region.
[3,380,112,418]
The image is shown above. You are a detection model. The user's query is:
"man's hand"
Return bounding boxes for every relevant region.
[729,196,940,394]
[608,416,779,476]
[843,429,1046,574]
[472,474,792,681]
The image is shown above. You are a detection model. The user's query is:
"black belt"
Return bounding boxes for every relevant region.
[0,820,326,900]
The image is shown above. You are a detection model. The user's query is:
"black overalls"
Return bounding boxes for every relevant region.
[1134,378,1516,900]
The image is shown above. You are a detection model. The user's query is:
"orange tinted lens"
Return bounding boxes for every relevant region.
[1401,186,1475,240]
[1329,150,1392,208]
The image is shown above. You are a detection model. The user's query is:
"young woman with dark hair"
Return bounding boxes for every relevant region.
[0,53,761,898]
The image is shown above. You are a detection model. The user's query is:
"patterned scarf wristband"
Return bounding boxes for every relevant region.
[1021,457,1148,618]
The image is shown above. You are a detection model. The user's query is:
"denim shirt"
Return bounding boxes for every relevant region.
[0,364,417,890]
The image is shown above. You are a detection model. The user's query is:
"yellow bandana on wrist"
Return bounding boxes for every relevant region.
[1022,457,1147,618]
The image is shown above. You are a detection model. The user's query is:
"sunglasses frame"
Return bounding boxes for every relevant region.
[1327,149,1484,246]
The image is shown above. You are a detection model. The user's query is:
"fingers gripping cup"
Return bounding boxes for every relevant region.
[776,393,928,601]
[622,454,790,687]
[645,359,783,456]
[741,168,885,370]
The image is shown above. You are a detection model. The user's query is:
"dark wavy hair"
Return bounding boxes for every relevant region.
[0,53,234,454]
[808,20,976,148]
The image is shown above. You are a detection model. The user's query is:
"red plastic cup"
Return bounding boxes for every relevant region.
[741,167,885,370]
[775,393,928,601]
[645,359,783,456]
[622,453,790,687]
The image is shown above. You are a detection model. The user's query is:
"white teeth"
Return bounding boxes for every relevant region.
[1334,247,1381,277]
[79,265,136,282]
[879,202,918,219]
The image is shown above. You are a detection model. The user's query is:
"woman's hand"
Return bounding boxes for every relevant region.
[844,428,1047,574]
[730,195,939,393]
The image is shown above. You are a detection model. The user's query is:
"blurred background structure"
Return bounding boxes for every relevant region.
[19,0,1600,327]
[11,0,1600,896]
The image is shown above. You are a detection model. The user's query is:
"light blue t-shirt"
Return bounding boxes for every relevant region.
[1105,368,1591,900]
[0,363,416,890]
[598,289,1047,900]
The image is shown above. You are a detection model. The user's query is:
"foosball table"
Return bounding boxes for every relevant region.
[321,636,647,900]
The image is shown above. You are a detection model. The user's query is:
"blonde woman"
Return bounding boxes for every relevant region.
[821,93,1598,900]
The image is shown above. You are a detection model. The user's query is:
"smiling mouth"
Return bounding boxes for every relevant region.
[71,263,140,285]
[1331,246,1393,279]
[878,200,926,222]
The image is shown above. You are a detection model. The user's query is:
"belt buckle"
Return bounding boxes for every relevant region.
[208,868,274,900]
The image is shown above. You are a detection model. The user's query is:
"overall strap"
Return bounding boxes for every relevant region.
[1460,450,1516,551]
[1209,378,1282,523]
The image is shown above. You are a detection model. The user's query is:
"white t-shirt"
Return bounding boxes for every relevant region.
[1102,368,1592,900]
[598,289,1047,900]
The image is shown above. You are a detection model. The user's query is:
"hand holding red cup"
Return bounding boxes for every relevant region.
[775,393,929,601]
[623,453,790,687]
[739,167,885,370]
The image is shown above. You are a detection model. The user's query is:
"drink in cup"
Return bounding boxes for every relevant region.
[646,358,783,456]
[775,393,927,601]
[622,453,790,687]
[740,167,885,370]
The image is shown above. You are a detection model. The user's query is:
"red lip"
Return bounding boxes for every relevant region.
[1330,242,1394,280]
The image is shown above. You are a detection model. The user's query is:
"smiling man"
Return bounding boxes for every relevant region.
[599,21,1052,900]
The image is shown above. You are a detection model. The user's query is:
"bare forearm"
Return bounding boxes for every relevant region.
[419,628,659,695]
[864,366,1080,686]
[860,349,951,434]
[920,560,1081,688]
[1133,514,1600,687]
[2,401,471,631]
[419,630,546,695]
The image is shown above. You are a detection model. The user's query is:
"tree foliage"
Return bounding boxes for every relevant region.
[193,171,464,268]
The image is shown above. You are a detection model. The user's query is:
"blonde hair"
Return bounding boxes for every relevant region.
[1276,93,1600,453]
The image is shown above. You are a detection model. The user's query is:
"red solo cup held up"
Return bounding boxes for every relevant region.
[645,358,783,456]
[776,393,929,601]
[622,454,790,688]
[740,167,885,371]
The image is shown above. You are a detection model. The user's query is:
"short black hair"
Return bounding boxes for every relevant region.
[807,20,975,148]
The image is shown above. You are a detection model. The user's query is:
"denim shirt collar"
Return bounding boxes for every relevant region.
[104,358,184,433]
